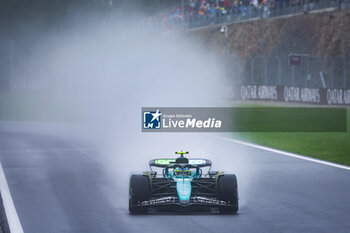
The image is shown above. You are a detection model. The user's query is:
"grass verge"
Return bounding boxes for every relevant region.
[236,105,350,166]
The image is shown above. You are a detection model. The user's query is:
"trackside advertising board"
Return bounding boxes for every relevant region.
[233,85,350,106]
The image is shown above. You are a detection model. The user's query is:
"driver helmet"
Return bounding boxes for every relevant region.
[183,167,191,176]
[174,167,182,176]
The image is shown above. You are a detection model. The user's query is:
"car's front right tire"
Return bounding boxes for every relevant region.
[129,174,150,214]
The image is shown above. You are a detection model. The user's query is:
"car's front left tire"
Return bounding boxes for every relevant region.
[217,174,238,214]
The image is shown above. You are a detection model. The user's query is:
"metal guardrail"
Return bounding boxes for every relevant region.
[230,55,350,89]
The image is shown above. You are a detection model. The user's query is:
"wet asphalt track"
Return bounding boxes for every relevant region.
[1,127,350,233]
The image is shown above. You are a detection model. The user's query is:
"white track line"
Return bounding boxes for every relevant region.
[220,137,350,171]
[0,163,24,233]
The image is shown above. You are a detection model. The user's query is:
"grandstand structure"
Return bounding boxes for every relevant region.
[153,0,350,30]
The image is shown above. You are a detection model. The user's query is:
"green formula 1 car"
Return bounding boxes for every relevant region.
[129,151,238,214]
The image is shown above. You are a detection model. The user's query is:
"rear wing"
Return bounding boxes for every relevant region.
[149,158,212,168]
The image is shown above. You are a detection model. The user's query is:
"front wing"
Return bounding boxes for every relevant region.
[139,196,232,208]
